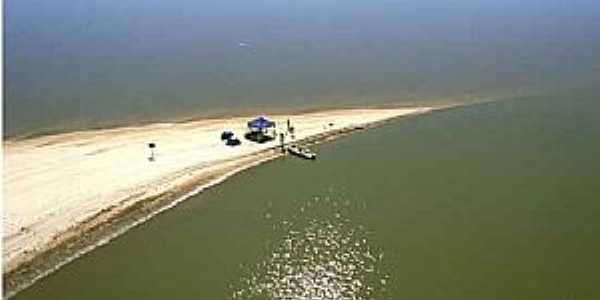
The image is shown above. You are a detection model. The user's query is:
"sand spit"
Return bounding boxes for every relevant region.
[3,107,431,295]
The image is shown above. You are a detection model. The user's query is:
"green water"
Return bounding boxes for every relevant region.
[12,92,600,299]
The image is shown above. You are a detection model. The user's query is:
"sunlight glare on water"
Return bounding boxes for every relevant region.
[231,196,389,300]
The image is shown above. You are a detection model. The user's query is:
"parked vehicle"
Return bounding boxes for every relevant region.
[221,131,234,140]
[226,137,241,146]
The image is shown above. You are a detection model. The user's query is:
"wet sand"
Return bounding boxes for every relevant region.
[3,107,431,279]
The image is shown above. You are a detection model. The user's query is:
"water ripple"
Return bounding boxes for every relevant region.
[231,197,389,300]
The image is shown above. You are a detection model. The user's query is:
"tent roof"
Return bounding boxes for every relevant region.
[247,116,275,129]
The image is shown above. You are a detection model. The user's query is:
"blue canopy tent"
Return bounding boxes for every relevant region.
[245,116,276,143]
[247,116,275,132]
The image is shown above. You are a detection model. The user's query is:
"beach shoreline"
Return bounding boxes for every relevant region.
[3,106,438,297]
[5,100,455,142]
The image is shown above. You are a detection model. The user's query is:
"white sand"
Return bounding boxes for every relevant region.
[3,107,430,272]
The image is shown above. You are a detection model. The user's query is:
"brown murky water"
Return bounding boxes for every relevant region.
[12,91,600,299]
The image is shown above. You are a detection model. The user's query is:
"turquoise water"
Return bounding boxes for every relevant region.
[12,92,600,299]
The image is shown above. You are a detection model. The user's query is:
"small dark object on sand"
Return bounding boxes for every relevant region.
[244,131,274,143]
[221,131,234,140]
[226,138,241,146]
[148,143,156,161]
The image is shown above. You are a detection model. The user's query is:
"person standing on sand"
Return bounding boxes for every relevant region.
[286,119,295,140]
[279,132,285,152]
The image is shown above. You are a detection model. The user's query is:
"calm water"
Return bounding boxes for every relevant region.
[5,0,600,137]
[13,92,600,299]
[6,0,600,296]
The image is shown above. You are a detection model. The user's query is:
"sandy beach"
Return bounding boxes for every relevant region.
[3,107,431,279]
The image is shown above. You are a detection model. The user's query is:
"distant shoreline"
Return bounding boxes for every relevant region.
[4,100,456,141]
[3,106,450,298]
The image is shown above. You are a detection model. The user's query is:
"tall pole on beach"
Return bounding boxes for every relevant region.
[148,143,156,161]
